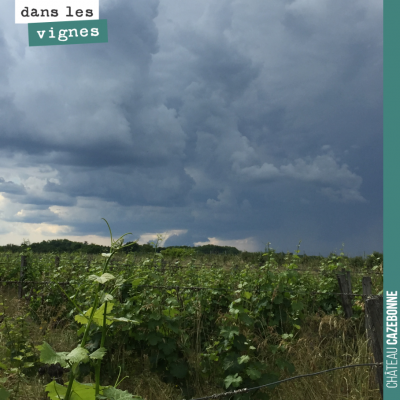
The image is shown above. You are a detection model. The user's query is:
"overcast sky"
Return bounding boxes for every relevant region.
[0,0,382,255]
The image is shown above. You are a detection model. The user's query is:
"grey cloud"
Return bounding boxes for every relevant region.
[280,156,362,186]
[320,187,365,203]
[17,193,76,207]
[235,163,280,181]
[0,177,27,195]
[11,208,61,224]
[179,31,260,101]
[231,145,365,202]
[43,165,194,207]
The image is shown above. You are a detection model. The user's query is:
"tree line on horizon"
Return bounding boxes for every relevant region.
[0,238,383,271]
[0,238,242,255]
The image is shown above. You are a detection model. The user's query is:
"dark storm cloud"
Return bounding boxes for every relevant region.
[0,0,382,255]
[178,31,261,101]
[43,165,194,207]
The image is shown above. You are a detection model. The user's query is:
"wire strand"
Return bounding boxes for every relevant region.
[0,281,379,298]
[185,362,382,400]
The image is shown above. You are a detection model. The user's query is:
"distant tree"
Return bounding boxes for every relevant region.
[4,239,109,254]
[139,244,154,253]
[195,244,240,255]
[161,248,195,258]
[121,241,140,253]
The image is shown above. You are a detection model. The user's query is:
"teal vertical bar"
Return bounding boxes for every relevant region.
[384,1,400,399]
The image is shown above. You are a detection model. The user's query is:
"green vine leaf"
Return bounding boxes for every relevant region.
[100,293,114,303]
[46,380,105,400]
[238,312,254,326]
[101,386,143,399]
[130,278,143,287]
[89,273,116,284]
[90,347,107,360]
[162,308,180,318]
[237,355,250,364]
[0,388,11,400]
[45,381,67,400]
[246,366,262,380]
[224,373,243,389]
[37,342,68,367]
[75,303,115,326]
[66,346,90,364]
[220,326,239,340]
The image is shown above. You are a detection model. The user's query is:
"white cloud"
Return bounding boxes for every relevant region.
[0,221,72,245]
[137,229,188,246]
[195,236,259,252]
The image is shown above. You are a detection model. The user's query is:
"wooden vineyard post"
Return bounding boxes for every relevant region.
[346,269,352,293]
[364,295,383,398]
[362,277,373,335]
[19,255,27,299]
[337,270,353,318]
[55,256,60,268]
[363,276,373,297]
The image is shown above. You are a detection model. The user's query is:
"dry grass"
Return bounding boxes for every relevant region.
[271,313,381,400]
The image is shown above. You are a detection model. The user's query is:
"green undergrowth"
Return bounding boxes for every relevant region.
[0,228,383,400]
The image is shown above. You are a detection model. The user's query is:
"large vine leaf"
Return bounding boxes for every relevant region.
[220,326,239,340]
[45,381,67,400]
[66,346,90,364]
[37,342,68,367]
[246,366,262,380]
[101,387,143,400]
[46,380,105,400]
[100,293,114,303]
[237,355,250,364]
[88,273,116,284]
[0,388,11,400]
[75,303,115,326]
[238,312,254,326]
[162,308,180,318]
[89,347,107,360]
[75,313,90,325]
[224,373,243,389]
